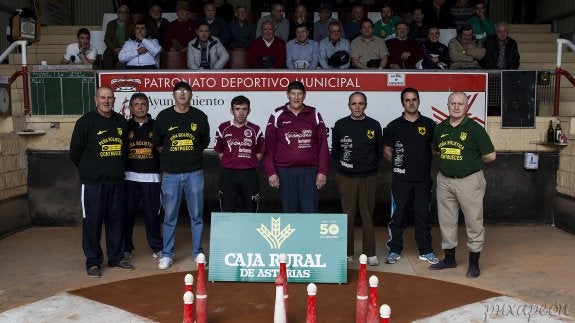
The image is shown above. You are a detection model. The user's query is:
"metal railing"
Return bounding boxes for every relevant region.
[554,39,575,116]
[0,40,30,115]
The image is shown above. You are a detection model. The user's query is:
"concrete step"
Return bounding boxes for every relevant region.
[521,52,575,63]
[35,34,77,45]
[9,53,64,65]
[40,26,100,35]
[518,42,563,52]
[26,44,68,54]
[509,24,552,33]
[560,88,575,101]
[558,101,575,116]
[512,33,559,43]
[521,62,575,70]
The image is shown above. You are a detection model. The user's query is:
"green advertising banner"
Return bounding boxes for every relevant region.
[208,213,347,283]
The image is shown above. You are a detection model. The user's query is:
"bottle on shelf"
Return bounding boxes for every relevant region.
[547,120,555,143]
[555,118,562,143]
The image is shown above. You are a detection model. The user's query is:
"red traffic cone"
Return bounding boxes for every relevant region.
[306,283,317,323]
[367,275,379,323]
[356,254,368,323]
[195,253,207,323]
[274,275,287,323]
[379,304,391,323]
[184,273,194,293]
[279,253,289,318]
[183,291,194,323]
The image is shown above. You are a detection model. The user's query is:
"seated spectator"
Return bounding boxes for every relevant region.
[187,23,229,69]
[465,0,495,44]
[386,21,423,69]
[256,3,289,41]
[289,4,314,40]
[214,0,234,23]
[103,4,134,69]
[197,3,232,48]
[163,1,195,52]
[229,5,255,50]
[145,4,169,48]
[422,0,453,29]
[350,19,389,69]
[286,24,319,69]
[448,24,485,69]
[249,20,286,68]
[421,26,449,69]
[313,4,338,42]
[373,3,402,40]
[119,21,162,69]
[62,28,98,65]
[319,21,351,69]
[482,21,520,69]
[451,0,474,28]
[408,7,427,43]
[343,5,365,41]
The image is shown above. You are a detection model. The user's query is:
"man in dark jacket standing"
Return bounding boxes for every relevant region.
[482,21,520,69]
[70,86,134,278]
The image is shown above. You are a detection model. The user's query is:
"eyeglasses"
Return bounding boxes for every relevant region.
[174,89,191,95]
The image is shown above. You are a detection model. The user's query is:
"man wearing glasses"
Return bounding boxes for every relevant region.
[152,81,210,270]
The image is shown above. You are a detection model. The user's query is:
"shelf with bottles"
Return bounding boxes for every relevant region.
[530,141,568,147]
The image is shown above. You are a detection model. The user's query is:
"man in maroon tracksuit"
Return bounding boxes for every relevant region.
[263,81,330,213]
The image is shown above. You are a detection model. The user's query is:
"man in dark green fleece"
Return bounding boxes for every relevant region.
[70,86,135,278]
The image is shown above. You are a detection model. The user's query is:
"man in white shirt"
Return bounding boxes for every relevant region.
[119,21,162,69]
[62,28,98,65]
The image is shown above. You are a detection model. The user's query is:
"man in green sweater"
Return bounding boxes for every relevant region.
[70,86,134,278]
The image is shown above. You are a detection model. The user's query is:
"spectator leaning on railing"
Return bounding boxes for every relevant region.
[319,21,351,69]
[62,28,98,65]
[119,21,162,69]
[187,23,229,70]
[481,21,519,69]
[249,20,286,69]
[448,24,485,69]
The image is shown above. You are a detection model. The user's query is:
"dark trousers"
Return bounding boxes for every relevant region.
[81,183,125,269]
[218,168,260,212]
[387,180,433,255]
[124,180,163,254]
[276,167,319,213]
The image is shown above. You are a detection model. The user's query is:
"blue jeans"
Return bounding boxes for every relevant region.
[276,167,319,213]
[161,170,204,258]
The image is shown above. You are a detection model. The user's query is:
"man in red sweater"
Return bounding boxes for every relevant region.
[385,21,423,69]
[249,20,286,68]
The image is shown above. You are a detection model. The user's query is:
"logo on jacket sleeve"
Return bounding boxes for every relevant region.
[418,126,426,135]
[367,129,375,139]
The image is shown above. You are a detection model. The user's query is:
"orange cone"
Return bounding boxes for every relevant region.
[306,283,317,323]
[279,253,289,318]
[379,304,391,323]
[367,275,379,323]
[195,253,207,323]
[184,273,194,293]
[274,275,287,323]
[356,254,368,323]
[183,291,194,323]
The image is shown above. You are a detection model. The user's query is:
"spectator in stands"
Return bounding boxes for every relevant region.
[448,24,485,69]
[421,26,449,69]
[409,7,427,43]
[119,21,162,69]
[145,4,169,48]
[256,3,289,41]
[103,4,134,69]
[451,0,474,28]
[197,3,232,48]
[289,4,313,41]
[373,3,402,40]
[249,20,286,68]
[62,28,98,65]
[482,21,520,69]
[163,1,195,52]
[319,21,351,69]
[286,24,319,69]
[422,0,453,29]
[214,0,234,23]
[465,0,495,44]
[229,5,255,50]
[313,4,338,42]
[386,21,423,69]
[350,19,389,69]
[187,23,229,69]
[343,5,365,41]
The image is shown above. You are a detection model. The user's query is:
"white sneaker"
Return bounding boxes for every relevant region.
[158,257,173,270]
[367,256,379,266]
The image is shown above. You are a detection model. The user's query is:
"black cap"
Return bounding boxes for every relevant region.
[173,81,192,92]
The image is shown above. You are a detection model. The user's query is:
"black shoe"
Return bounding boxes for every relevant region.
[429,259,457,270]
[467,265,480,278]
[87,266,101,278]
[112,260,135,271]
[467,251,481,278]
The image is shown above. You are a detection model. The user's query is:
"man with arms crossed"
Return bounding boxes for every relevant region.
[214,95,265,212]
[153,81,210,270]
[430,91,496,278]
[383,87,438,265]
[332,92,382,266]
[263,81,329,213]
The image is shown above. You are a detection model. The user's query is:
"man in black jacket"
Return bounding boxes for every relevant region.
[482,21,520,69]
[69,86,134,278]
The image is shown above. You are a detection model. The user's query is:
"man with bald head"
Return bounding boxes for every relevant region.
[70,87,133,278]
[431,91,496,279]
